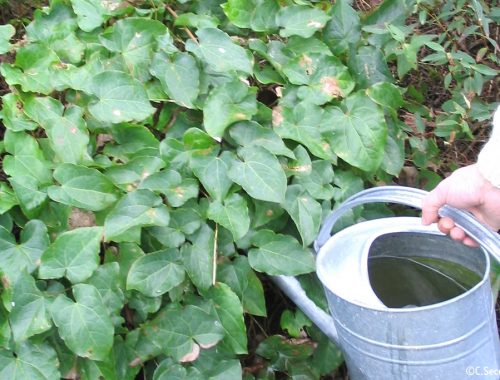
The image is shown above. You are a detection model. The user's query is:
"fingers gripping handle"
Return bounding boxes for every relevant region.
[314,186,500,263]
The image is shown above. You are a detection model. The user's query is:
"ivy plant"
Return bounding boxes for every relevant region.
[0,0,497,379]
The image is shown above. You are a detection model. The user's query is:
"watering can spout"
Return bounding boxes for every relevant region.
[272,275,339,344]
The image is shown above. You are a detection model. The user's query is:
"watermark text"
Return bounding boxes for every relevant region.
[466,366,500,376]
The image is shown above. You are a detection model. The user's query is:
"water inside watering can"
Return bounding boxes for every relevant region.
[365,232,485,309]
[367,256,482,308]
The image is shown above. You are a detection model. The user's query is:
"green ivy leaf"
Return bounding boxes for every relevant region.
[218,256,266,316]
[3,131,52,185]
[49,116,90,164]
[51,283,114,361]
[348,46,393,88]
[282,53,354,105]
[9,272,52,343]
[203,80,258,139]
[0,182,18,214]
[222,0,279,32]
[48,164,119,211]
[191,350,242,379]
[228,146,287,203]
[206,283,247,354]
[0,44,58,94]
[88,71,155,124]
[248,230,315,275]
[0,304,10,349]
[182,225,214,292]
[276,5,330,38]
[323,92,387,172]
[70,0,109,32]
[207,194,250,240]
[100,18,167,81]
[0,342,60,380]
[366,82,404,110]
[22,95,62,126]
[150,52,200,109]
[138,169,198,208]
[39,227,103,283]
[280,309,311,338]
[141,303,224,361]
[322,0,361,55]
[189,28,253,75]
[228,121,295,159]
[153,359,194,380]
[252,200,286,229]
[191,152,235,201]
[175,12,219,29]
[256,334,315,369]
[163,178,199,208]
[104,190,170,242]
[0,24,15,54]
[0,220,49,284]
[284,184,322,246]
[105,156,166,188]
[127,249,185,297]
[86,262,125,318]
[8,176,48,218]
[273,102,334,161]
[0,93,38,132]
[294,161,335,200]
[26,3,78,42]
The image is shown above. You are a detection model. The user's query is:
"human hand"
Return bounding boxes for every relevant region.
[421,164,500,247]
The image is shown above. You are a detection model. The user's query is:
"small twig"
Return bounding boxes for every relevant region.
[163,108,179,134]
[212,224,218,286]
[165,5,198,45]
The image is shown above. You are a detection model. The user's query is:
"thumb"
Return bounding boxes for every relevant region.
[422,187,447,225]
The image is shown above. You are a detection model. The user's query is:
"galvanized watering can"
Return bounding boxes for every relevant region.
[274,186,500,380]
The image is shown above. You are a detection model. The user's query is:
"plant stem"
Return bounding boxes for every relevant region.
[212,223,218,286]
[165,5,198,45]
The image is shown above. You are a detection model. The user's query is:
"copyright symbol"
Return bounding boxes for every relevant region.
[466,366,476,376]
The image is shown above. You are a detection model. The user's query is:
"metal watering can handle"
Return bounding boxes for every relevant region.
[314,186,500,262]
[272,186,500,345]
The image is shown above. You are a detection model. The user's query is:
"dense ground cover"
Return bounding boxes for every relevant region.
[0,0,498,379]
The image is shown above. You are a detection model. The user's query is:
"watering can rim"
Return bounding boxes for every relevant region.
[315,216,492,313]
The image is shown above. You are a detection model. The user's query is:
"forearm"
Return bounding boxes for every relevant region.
[477,106,500,187]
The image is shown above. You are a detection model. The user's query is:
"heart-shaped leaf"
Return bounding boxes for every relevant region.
[228,146,286,203]
[276,5,329,38]
[88,71,155,124]
[150,52,200,109]
[323,92,387,172]
[284,184,322,246]
[104,190,170,242]
[51,284,114,361]
[189,28,253,75]
[207,194,250,240]
[0,342,60,380]
[39,227,103,283]
[248,230,315,275]
[9,272,52,343]
[127,249,185,297]
[0,220,49,283]
[48,164,119,211]
[203,80,258,139]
